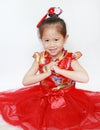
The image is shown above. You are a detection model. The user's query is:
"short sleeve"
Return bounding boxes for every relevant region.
[32,52,40,62]
[72,51,82,60]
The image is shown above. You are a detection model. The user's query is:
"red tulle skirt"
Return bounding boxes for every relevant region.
[0,85,100,130]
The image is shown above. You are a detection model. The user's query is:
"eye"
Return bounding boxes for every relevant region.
[55,38,59,41]
[45,39,49,42]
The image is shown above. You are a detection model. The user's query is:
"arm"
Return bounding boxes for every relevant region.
[52,60,89,83]
[22,59,51,86]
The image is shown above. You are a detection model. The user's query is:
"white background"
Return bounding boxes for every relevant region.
[0,0,100,91]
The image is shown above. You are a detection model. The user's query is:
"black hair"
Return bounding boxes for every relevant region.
[38,16,67,39]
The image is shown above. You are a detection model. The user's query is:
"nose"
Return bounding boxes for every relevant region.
[49,41,55,47]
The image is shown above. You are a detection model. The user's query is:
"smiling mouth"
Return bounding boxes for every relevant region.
[49,48,57,53]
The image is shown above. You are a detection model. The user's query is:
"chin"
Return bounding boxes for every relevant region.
[50,53,58,57]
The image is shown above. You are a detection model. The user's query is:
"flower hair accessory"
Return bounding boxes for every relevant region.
[36,7,63,28]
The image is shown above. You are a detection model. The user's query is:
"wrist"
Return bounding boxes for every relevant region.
[56,68,62,74]
[45,70,51,76]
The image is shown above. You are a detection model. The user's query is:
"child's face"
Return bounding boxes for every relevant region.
[41,25,67,58]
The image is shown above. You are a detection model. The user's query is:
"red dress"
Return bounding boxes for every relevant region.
[0,50,100,130]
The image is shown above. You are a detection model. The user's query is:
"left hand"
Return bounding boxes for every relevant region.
[51,65,61,74]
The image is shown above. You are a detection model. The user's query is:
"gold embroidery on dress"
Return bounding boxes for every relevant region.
[33,52,40,62]
[72,51,82,60]
[33,52,46,64]
[39,52,46,64]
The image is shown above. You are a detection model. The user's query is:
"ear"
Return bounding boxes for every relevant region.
[66,34,69,38]
[64,34,69,42]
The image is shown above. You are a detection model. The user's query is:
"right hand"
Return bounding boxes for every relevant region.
[45,61,58,72]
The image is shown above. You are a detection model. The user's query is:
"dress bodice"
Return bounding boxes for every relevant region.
[34,50,76,90]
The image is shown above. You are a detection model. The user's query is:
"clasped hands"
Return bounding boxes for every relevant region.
[44,61,60,74]
[44,62,62,91]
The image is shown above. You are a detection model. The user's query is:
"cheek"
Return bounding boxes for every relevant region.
[58,43,64,48]
[42,43,49,49]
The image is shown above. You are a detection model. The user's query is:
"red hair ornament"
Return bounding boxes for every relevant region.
[36,7,63,28]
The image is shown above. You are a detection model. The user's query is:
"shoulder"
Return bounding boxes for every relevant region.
[72,51,82,60]
[32,51,45,63]
[66,50,82,60]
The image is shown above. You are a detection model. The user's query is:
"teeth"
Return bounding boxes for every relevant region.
[50,49,56,53]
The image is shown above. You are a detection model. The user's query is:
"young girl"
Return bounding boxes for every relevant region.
[0,7,100,130]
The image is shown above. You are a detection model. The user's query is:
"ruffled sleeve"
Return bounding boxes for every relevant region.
[32,51,46,65]
[32,52,40,62]
[72,51,82,60]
